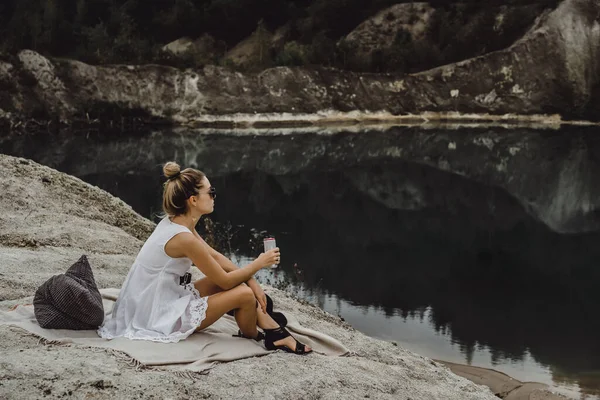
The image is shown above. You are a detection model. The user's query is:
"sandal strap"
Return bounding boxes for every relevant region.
[264,326,291,343]
[233,330,265,342]
[293,341,307,354]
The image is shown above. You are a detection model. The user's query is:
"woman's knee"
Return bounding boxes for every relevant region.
[232,284,255,307]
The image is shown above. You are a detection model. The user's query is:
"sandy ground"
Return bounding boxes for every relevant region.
[0,155,568,399]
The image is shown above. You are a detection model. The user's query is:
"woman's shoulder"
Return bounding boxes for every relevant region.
[156,216,191,233]
[142,218,191,247]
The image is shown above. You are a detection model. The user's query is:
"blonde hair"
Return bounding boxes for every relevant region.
[162,161,206,217]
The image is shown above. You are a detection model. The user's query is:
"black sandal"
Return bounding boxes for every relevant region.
[233,329,265,342]
[264,326,312,355]
[265,294,288,328]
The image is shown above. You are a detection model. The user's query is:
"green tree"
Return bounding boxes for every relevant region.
[307,31,336,66]
[41,0,59,49]
[275,41,307,66]
[80,21,112,63]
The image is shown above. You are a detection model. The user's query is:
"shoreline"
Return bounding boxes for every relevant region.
[272,288,574,400]
[2,110,600,135]
[437,360,570,400]
[174,110,598,130]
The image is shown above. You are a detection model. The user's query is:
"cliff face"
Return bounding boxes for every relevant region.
[0,0,599,123]
[338,2,547,73]
[398,0,600,119]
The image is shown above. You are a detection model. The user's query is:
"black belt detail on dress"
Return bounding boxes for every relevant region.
[179,272,192,286]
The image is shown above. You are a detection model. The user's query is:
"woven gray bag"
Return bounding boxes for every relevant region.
[33,255,104,330]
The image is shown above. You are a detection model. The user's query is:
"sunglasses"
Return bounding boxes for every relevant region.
[206,186,217,200]
[185,186,217,200]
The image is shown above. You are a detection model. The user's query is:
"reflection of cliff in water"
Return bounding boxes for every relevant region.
[2,125,599,233]
[209,167,600,394]
[1,126,600,393]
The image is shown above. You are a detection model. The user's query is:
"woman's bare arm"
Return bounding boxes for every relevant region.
[191,229,239,273]
[165,232,276,290]
[192,230,263,290]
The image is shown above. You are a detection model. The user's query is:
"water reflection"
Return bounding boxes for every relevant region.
[204,167,600,398]
[3,125,600,233]
[1,126,599,398]
[249,263,588,398]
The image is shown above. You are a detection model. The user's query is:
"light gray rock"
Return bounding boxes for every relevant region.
[162,37,195,56]
[225,23,274,68]
[162,34,226,65]
[340,2,435,66]
[0,155,153,300]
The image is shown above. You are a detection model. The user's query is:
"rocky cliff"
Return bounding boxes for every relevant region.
[0,0,598,125]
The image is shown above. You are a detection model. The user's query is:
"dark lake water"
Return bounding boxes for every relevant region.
[2,125,600,399]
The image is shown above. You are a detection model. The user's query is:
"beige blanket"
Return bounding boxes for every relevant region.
[0,289,349,374]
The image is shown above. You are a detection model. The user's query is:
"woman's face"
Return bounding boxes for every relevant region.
[193,176,215,215]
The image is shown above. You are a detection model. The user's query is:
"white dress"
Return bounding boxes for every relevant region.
[97,217,209,343]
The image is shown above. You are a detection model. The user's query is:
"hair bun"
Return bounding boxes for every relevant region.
[163,161,181,180]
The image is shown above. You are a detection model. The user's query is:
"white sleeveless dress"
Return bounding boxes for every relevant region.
[97,217,209,343]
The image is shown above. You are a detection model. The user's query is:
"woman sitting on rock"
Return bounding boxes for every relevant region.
[98,161,311,354]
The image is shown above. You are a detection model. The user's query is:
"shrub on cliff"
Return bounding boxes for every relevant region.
[275,41,308,66]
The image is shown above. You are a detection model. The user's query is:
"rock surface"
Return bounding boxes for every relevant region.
[224,23,283,68]
[440,361,568,400]
[0,154,503,399]
[339,2,436,70]
[344,2,435,46]
[340,2,548,72]
[162,37,196,56]
[0,0,599,124]
[161,34,226,65]
[0,156,154,301]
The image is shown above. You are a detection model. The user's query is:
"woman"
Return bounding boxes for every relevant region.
[98,162,311,354]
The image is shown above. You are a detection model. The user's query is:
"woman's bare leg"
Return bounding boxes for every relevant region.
[194,277,224,297]
[195,277,311,351]
[255,306,278,329]
[196,284,258,338]
[195,277,249,318]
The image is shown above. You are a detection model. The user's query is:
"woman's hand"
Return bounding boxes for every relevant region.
[250,248,280,313]
[257,247,280,269]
